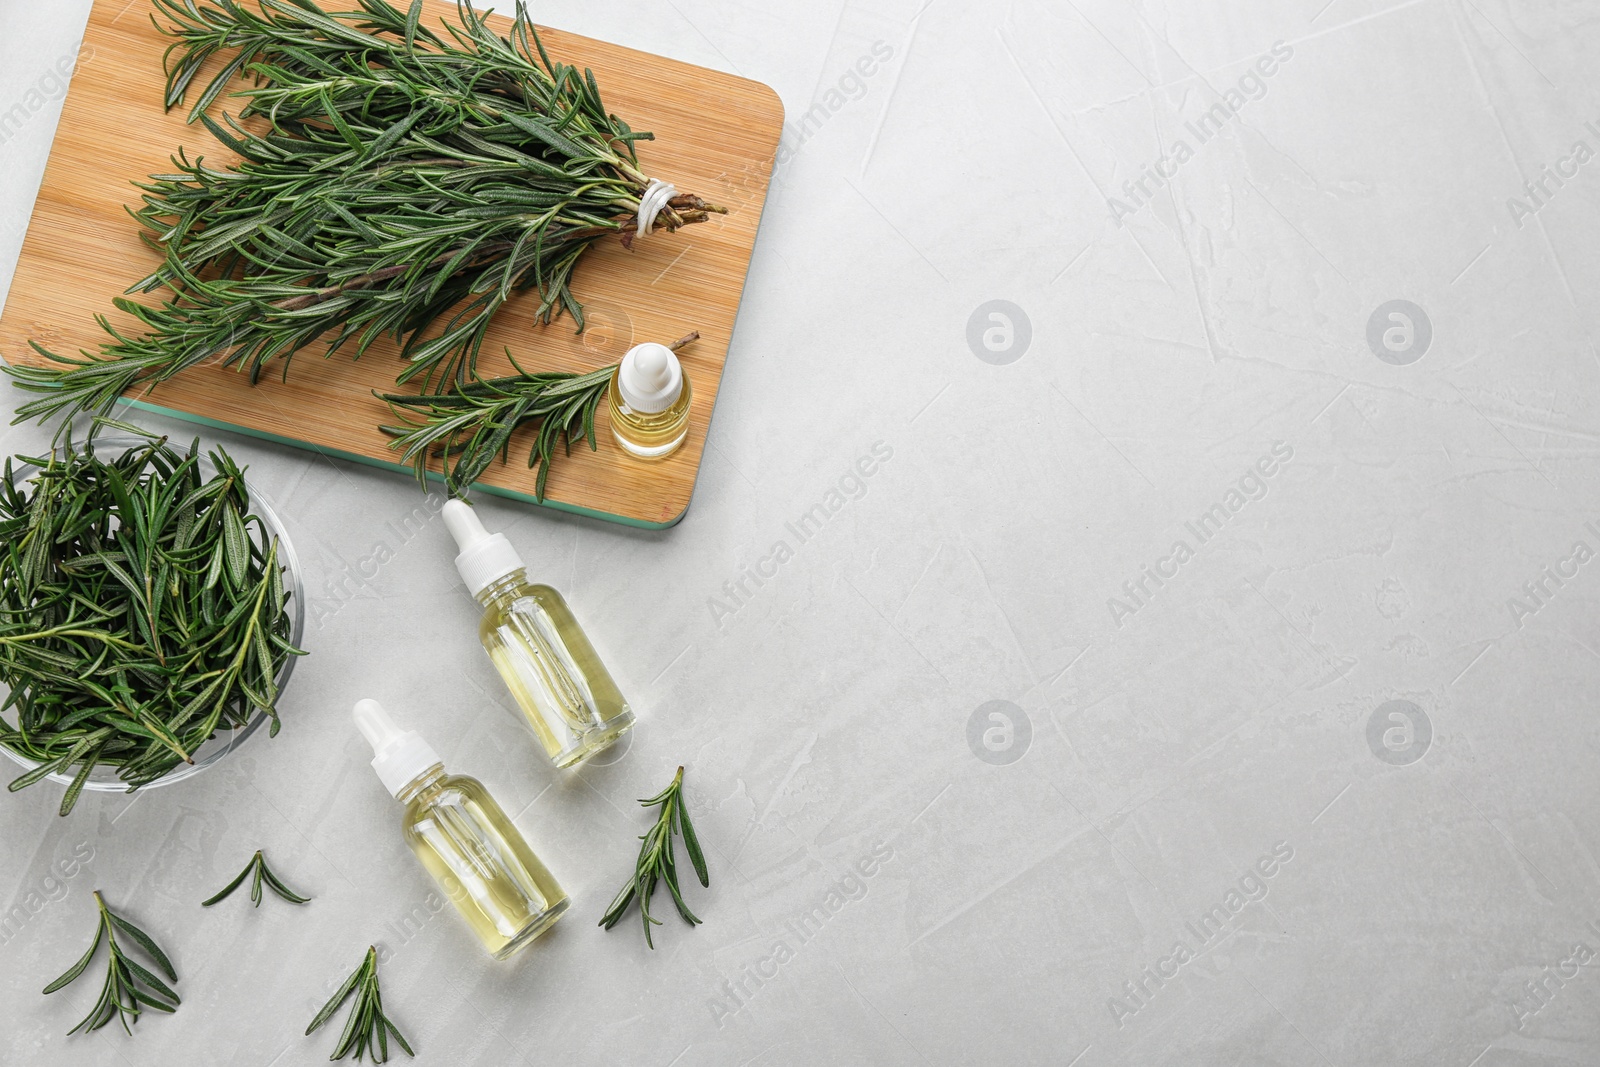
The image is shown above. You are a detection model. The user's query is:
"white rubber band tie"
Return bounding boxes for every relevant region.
[635,179,676,240]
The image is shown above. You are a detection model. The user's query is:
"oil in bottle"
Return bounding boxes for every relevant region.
[354,699,567,960]
[442,501,635,767]
[607,341,691,459]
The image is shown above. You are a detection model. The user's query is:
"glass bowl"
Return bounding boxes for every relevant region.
[0,435,304,798]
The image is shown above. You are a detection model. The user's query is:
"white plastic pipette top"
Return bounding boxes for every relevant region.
[616,342,682,414]
[353,698,442,797]
[442,499,524,598]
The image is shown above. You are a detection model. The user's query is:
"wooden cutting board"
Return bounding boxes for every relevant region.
[0,0,782,527]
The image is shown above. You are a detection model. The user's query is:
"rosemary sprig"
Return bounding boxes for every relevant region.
[599,766,710,948]
[202,849,312,907]
[381,360,611,500]
[8,0,722,433]
[380,332,697,498]
[0,421,304,814]
[43,890,180,1035]
[307,946,414,1063]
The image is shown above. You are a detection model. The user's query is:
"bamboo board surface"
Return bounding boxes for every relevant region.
[0,0,782,527]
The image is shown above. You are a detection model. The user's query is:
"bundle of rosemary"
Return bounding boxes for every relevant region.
[0,426,302,815]
[9,0,720,493]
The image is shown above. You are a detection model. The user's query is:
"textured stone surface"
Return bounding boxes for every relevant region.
[3,1,1600,1064]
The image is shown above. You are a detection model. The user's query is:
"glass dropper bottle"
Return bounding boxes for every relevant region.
[607,340,692,459]
[442,501,635,767]
[353,698,567,960]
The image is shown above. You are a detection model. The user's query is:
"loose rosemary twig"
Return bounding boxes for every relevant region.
[7,0,722,434]
[0,422,304,815]
[307,946,414,1063]
[599,766,710,948]
[380,331,697,499]
[202,849,312,907]
[43,891,180,1035]
[380,359,611,500]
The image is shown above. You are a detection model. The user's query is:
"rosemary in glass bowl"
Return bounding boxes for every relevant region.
[0,426,304,814]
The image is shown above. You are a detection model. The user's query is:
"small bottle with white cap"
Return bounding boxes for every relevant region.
[352,698,568,960]
[442,499,635,767]
[607,339,693,459]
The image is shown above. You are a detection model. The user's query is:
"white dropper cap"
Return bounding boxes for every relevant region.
[353,699,442,798]
[616,342,683,413]
[442,500,524,598]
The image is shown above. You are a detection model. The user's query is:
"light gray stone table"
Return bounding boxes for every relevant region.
[3,1,1598,1064]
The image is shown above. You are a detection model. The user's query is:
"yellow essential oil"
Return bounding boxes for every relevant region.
[478,572,635,766]
[399,765,567,959]
[443,501,635,767]
[355,699,568,960]
[607,341,691,459]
